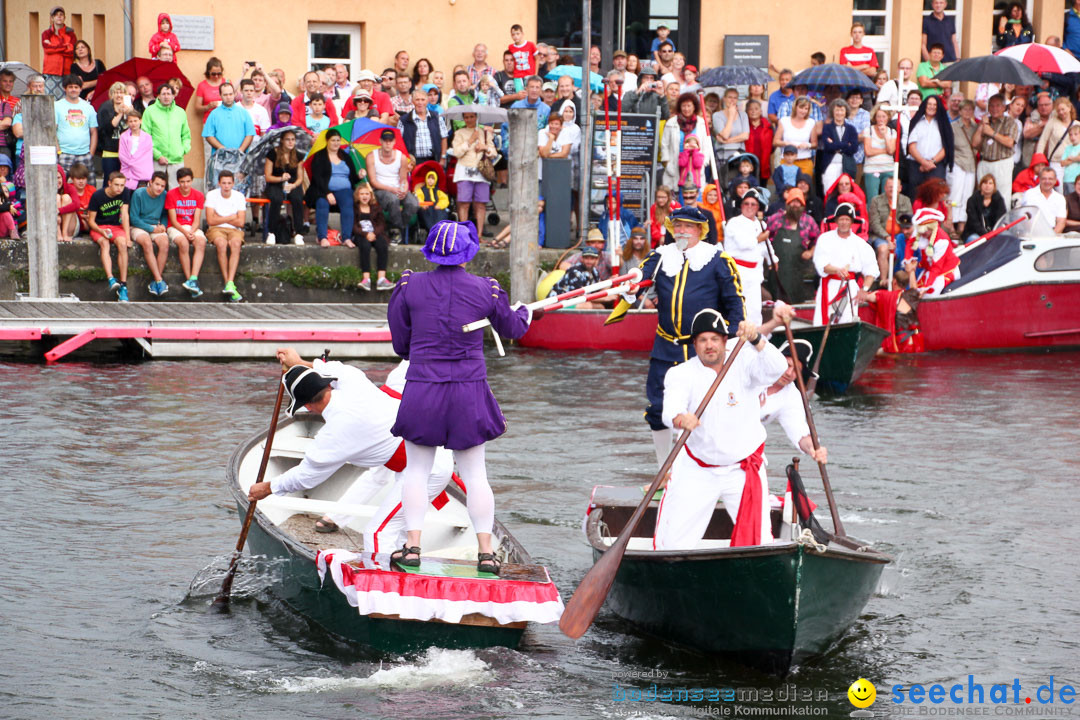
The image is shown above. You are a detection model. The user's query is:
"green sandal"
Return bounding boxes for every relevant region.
[390,544,421,568]
[477,552,501,576]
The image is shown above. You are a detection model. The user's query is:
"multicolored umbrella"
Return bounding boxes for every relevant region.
[995,43,1080,74]
[698,65,772,88]
[303,117,408,173]
[89,58,193,109]
[790,63,877,92]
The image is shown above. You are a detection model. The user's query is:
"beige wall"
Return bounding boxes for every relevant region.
[5,0,129,70]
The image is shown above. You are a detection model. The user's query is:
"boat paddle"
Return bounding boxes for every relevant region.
[212,370,286,612]
[559,337,747,639]
[784,323,846,539]
[806,288,850,395]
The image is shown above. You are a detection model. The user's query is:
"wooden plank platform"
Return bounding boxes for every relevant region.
[0,301,397,361]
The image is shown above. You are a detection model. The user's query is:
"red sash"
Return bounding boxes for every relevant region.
[683,444,718,467]
[818,274,854,325]
[733,258,759,269]
[378,384,407,471]
[730,443,766,547]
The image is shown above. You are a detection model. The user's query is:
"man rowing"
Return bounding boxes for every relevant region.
[759,337,829,463]
[654,308,788,550]
[812,202,879,325]
[607,206,746,468]
[247,348,453,555]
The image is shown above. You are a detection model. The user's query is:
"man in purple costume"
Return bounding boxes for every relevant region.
[387,219,535,575]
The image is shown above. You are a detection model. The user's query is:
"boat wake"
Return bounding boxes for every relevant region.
[183,554,282,602]
[219,648,496,693]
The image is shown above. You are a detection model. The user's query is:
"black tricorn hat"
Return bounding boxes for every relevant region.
[283,365,335,416]
[778,338,817,384]
[681,308,729,344]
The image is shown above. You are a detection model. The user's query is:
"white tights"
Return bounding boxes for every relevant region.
[402,441,494,535]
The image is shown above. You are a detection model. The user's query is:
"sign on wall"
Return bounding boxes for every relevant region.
[169,15,215,51]
[723,35,769,70]
[587,111,660,228]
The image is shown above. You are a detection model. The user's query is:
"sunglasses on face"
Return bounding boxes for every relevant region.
[210,72,222,77]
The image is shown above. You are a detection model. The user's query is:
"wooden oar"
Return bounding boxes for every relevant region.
[784,323,846,538]
[212,370,286,611]
[559,337,747,639]
[806,288,849,395]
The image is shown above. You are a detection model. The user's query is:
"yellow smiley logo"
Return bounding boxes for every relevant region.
[848,678,877,708]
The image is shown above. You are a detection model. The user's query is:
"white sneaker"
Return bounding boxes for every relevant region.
[265,233,276,245]
[293,234,305,245]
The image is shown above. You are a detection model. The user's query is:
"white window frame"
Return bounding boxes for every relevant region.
[308,22,362,77]
[854,0,893,73]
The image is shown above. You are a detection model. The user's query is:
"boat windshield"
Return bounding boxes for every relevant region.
[994,207,1037,237]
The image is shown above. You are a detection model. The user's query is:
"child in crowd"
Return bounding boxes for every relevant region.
[508,23,538,92]
[678,135,704,190]
[0,156,19,239]
[67,163,95,236]
[1060,122,1080,187]
[477,75,503,107]
[57,165,79,242]
[119,109,154,190]
[772,146,801,196]
[727,155,759,199]
[651,26,673,64]
[148,13,180,57]
[306,94,330,135]
[414,170,450,231]
[352,184,393,291]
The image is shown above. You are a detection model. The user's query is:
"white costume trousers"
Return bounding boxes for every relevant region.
[402,441,495,535]
[652,448,771,550]
[736,265,764,325]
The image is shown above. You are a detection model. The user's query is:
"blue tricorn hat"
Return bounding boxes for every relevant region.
[422,220,480,265]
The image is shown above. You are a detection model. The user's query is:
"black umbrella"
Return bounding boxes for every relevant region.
[934,55,1041,85]
[698,65,772,88]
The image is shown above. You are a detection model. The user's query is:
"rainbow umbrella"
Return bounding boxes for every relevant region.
[303,118,408,173]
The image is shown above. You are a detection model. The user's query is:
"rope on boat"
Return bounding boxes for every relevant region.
[796,528,828,553]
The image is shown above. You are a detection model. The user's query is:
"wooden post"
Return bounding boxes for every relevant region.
[22,93,60,299]
[507,107,539,306]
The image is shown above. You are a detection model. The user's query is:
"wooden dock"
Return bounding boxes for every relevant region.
[0,301,395,362]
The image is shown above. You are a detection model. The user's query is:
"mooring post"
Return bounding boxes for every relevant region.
[22,93,60,299]
[507,107,539,306]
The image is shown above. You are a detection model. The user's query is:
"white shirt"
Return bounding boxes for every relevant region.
[723,214,766,269]
[813,229,879,280]
[204,188,247,230]
[537,127,565,180]
[271,360,404,495]
[908,118,943,161]
[242,101,271,134]
[875,78,919,110]
[1021,186,1067,233]
[662,346,788,466]
[760,382,809,451]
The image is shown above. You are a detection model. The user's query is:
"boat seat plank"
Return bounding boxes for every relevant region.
[603,536,732,551]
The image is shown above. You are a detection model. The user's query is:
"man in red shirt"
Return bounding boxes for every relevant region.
[839,23,879,79]
[289,71,341,133]
[165,167,209,297]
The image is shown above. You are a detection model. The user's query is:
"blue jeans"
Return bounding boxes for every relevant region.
[863,170,893,201]
[315,187,354,241]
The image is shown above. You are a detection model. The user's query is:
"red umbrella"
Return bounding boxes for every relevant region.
[995,43,1080,74]
[89,58,194,110]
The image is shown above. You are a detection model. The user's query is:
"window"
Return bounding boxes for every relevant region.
[308,23,361,77]
[1034,247,1080,271]
[854,0,892,71]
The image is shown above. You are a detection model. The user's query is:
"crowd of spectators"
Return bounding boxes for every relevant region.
[7,4,1080,304]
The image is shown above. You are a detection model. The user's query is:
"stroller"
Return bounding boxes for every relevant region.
[409,160,452,245]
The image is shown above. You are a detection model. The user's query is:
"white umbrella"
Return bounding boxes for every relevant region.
[442,104,508,124]
[0,62,37,97]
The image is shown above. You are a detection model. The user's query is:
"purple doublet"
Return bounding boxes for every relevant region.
[388,266,530,450]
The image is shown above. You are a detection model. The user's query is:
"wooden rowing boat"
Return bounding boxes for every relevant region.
[774,318,889,395]
[584,485,890,675]
[226,415,563,652]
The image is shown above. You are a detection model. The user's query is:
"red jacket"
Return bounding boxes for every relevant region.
[746,120,774,179]
[290,94,340,135]
[42,25,76,76]
[148,14,181,56]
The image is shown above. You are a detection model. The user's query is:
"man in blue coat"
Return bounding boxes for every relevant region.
[606,206,746,467]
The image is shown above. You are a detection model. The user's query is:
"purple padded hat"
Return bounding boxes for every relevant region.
[422,220,480,265]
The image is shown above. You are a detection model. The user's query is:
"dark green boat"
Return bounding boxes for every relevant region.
[772,319,889,395]
[227,415,562,653]
[585,486,890,675]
